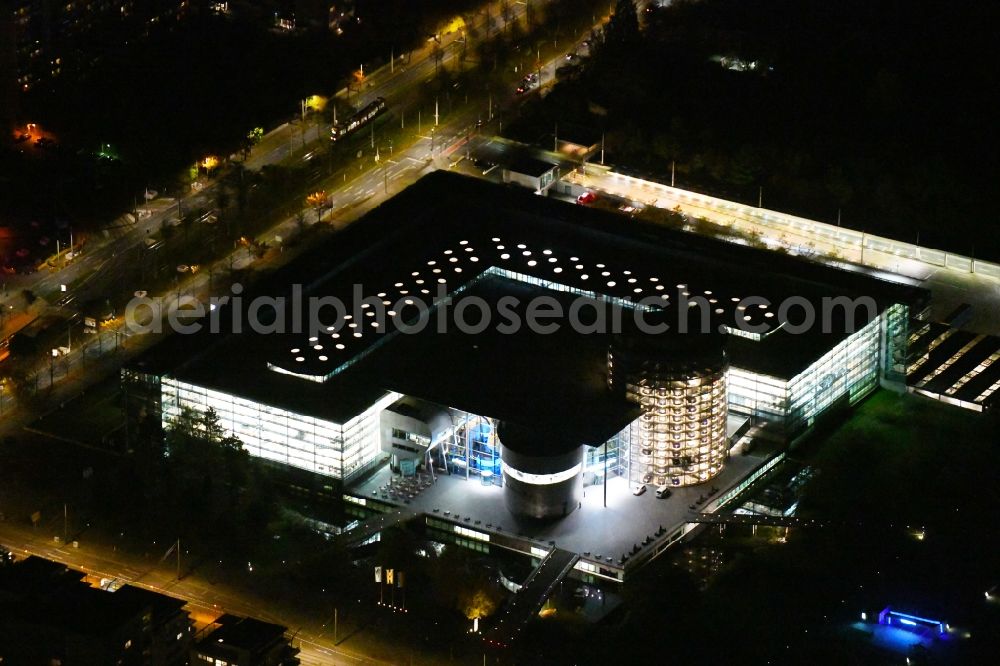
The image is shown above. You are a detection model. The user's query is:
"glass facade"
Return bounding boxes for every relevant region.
[882,303,910,382]
[160,377,398,481]
[155,304,898,488]
[442,411,503,485]
[617,365,729,487]
[727,312,885,436]
[583,436,624,487]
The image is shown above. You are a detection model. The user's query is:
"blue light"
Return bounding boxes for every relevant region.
[890,611,943,626]
[881,608,946,635]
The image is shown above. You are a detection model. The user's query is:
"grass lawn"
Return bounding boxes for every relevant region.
[798,390,998,528]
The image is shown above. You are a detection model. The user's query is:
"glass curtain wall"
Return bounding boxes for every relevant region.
[161,377,397,481]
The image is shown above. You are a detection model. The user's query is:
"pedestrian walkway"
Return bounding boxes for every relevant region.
[332,506,421,549]
[483,547,579,648]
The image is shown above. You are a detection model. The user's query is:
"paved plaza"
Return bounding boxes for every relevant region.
[351,448,771,561]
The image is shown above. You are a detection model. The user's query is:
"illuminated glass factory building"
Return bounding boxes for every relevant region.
[125,172,928,505]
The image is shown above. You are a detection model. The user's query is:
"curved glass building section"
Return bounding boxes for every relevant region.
[498,422,584,521]
[609,332,729,488]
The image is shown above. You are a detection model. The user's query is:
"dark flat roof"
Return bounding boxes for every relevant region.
[131,172,928,432]
[196,614,288,654]
[360,276,641,446]
[506,157,558,177]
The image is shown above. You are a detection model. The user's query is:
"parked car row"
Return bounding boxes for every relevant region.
[633,484,674,499]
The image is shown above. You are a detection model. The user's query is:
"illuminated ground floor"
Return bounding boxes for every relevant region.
[346,445,779,582]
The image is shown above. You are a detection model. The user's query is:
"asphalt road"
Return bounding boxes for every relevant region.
[0,5,584,662]
[0,0,532,307]
[0,521,386,665]
[564,168,1000,335]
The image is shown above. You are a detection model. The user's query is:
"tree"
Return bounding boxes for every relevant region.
[200,407,228,443]
[165,406,244,457]
[603,0,639,50]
